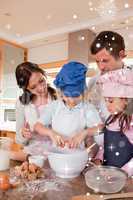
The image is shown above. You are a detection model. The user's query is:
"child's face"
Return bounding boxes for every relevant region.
[105,97,127,114]
[62,94,83,108]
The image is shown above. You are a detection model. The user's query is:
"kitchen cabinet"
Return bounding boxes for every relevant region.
[0,130,22,151]
[0,39,28,99]
[39,60,67,78]
[0,130,15,139]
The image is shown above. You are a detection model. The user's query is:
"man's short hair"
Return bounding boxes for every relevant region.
[90,31,125,58]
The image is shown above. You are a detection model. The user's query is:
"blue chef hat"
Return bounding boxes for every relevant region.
[54,61,87,97]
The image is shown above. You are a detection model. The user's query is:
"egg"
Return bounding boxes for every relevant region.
[0,174,11,190]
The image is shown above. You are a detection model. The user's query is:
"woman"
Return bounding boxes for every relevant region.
[12,62,58,160]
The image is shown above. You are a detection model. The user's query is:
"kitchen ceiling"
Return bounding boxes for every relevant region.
[0,0,133,49]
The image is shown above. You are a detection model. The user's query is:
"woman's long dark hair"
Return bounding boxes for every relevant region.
[15,62,46,105]
[105,99,133,132]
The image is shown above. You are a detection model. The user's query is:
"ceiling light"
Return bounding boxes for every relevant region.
[124,3,129,8]
[88,1,92,6]
[125,19,129,24]
[5,24,11,30]
[108,10,113,14]
[89,7,94,11]
[91,26,96,30]
[78,36,85,41]
[73,14,78,19]
[46,14,52,20]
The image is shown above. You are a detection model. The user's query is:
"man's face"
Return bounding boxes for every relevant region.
[93,48,123,74]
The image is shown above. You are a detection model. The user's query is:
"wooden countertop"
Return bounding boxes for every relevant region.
[0,160,132,200]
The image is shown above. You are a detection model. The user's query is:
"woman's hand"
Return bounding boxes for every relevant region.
[22,122,32,139]
[68,129,88,148]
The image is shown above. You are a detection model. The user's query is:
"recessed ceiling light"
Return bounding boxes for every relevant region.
[91,26,96,30]
[5,24,11,30]
[78,36,85,41]
[73,14,78,19]
[89,7,94,11]
[88,1,92,6]
[108,10,113,14]
[124,3,129,8]
[125,19,129,24]
[126,26,129,30]
[46,14,52,20]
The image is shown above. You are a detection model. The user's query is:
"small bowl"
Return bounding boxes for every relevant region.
[85,166,127,193]
[48,147,88,178]
[28,155,45,168]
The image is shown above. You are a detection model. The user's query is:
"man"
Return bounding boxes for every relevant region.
[90,30,126,74]
[88,30,132,122]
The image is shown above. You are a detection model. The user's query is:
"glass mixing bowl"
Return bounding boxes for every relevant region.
[85,165,127,193]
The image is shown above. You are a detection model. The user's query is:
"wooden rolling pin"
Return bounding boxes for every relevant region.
[72,192,133,200]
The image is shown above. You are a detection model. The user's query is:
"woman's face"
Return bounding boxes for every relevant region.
[62,94,83,108]
[105,97,127,114]
[27,72,47,96]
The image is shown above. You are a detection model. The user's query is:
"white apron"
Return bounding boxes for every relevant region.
[52,102,87,138]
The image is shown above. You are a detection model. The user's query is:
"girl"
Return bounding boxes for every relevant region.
[11,62,58,160]
[96,68,133,176]
[34,61,102,149]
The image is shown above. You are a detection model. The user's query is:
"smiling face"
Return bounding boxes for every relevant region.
[93,48,123,74]
[27,72,47,96]
[104,97,127,114]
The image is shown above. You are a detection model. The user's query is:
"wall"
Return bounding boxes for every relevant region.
[2,44,24,99]
[68,29,96,65]
[28,40,68,64]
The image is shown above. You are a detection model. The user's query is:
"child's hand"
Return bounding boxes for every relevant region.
[92,159,103,165]
[68,129,88,148]
[49,130,65,147]
[22,122,32,139]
